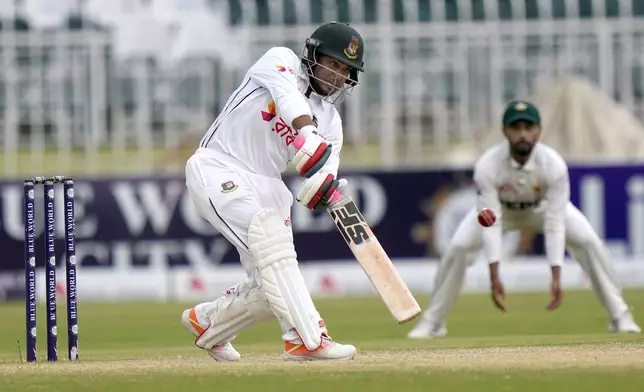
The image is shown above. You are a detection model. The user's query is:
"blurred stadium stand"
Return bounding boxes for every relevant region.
[2,0,644,176]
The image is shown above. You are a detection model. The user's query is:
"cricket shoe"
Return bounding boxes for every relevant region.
[181,307,241,361]
[609,311,641,333]
[283,334,357,361]
[407,319,447,339]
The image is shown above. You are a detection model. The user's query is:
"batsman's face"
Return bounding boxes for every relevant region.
[503,120,540,157]
[312,55,351,96]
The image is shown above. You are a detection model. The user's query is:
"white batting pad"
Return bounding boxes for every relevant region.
[249,209,326,350]
[195,283,274,350]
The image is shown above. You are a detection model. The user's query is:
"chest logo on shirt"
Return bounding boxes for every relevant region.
[261,100,300,146]
[498,180,544,210]
[312,114,318,127]
[272,117,299,146]
[261,100,276,122]
[498,183,517,193]
[275,64,295,74]
[499,181,542,196]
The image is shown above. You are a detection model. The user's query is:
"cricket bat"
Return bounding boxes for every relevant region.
[326,194,421,324]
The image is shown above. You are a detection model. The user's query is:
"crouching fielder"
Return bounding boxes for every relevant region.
[182,22,365,361]
[408,101,640,339]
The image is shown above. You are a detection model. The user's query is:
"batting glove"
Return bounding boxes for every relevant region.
[291,125,332,178]
[297,171,348,212]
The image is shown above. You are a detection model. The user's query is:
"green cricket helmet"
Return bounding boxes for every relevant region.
[302,21,365,104]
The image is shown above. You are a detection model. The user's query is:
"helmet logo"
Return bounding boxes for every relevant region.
[344,36,359,60]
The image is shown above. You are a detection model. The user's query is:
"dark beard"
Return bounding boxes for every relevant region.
[512,142,533,157]
[309,77,329,96]
[306,64,331,97]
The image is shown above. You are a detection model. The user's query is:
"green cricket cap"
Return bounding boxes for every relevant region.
[502,100,541,125]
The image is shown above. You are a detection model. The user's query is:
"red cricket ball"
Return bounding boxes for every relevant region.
[478,208,496,227]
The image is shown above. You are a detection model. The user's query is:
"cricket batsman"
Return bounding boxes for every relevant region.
[408,100,641,339]
[181,22,364,361]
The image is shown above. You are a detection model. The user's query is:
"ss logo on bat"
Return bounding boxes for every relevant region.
[330,201,371,245]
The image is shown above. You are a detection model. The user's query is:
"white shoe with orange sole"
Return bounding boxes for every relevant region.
[182,307,241,362]
[282,334,357,361]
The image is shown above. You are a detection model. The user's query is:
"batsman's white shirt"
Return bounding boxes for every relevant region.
[474,141,569,266]
[197,46,343,179]
[186,46,344,278]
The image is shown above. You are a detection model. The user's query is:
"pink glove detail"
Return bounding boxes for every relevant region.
[291,131,332,178]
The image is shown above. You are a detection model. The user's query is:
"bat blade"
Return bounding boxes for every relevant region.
[327,195,421,324]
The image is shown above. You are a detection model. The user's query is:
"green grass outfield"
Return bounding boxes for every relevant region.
[1,290,644,391]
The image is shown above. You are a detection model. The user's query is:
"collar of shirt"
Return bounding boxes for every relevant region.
[297,71,322,102]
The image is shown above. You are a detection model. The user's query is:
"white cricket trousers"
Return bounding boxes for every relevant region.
[184,148,294,284]
[184,149,328,347]
[423,202,630,324]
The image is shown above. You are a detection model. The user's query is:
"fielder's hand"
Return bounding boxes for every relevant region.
[292,126,332,178]
[491,280,506,312]
[546,266,563,311]
[297,171,347,212]
[546,281,563,311]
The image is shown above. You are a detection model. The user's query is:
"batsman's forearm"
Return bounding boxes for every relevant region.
[292,115,314,130]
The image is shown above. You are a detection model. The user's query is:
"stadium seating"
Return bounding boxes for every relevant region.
[1,1,644,176]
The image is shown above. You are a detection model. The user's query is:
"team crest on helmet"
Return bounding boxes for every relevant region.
[344,36,359,60]
[514,102,528,111]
